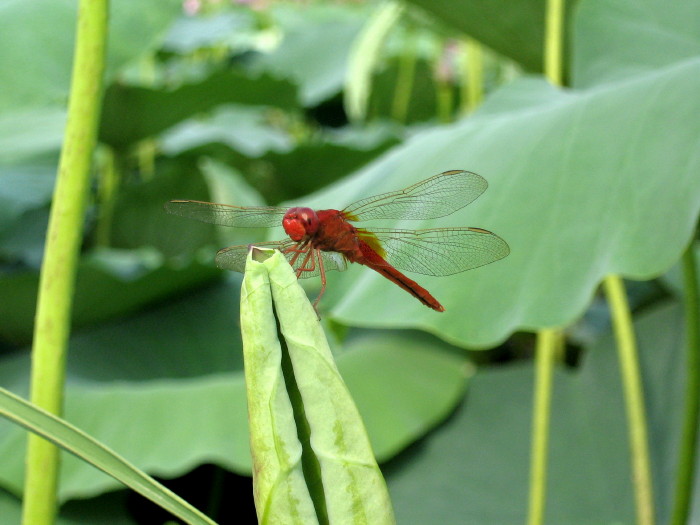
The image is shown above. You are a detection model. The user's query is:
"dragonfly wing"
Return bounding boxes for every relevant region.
[165,200,288,228]
[289,250,348,278]
[359,227,510,276]
[215,241,348,278]
[342,170,488,222]
[215,241,289,272]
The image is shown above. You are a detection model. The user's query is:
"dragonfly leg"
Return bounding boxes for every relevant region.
[294,248,316,278]
[284,242,308,267]
[282,244,323,316]
[313,249,327,310]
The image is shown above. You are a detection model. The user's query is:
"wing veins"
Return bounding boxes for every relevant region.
[361,227,510,276]
[165,200,287,228]
[342,170,488,222]
[214,240,347,277]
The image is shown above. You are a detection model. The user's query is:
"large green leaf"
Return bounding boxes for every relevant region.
[339,332,469,460]
[386,299,687,523]
[0,0,182,113]
[288,6,700,346]
[0,249,219,346]
[572,0,700,87]
[0,278,468,501]
[0,160,221,346]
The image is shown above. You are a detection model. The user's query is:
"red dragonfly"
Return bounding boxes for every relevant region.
[165,170,509,312]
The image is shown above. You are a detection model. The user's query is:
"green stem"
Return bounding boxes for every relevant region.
[435,78,453,124]
[604,275,655,525]
[544,0,564,85]
[22,1,108,524]
[526,0,567,522]
[137,55,156,180]
[460,38,483,114]
[671,244,700,525]
[94,147,119,247]
[434,40,455,124]
[391,24,416,123]
[527,329,559,525]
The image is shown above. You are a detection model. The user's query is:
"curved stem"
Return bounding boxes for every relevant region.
[527,329,560,525]
[604,275,655,525]
[22,1,108,523]
[671,244,700,525]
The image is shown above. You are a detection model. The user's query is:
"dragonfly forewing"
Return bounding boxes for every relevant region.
[165,200,288,228]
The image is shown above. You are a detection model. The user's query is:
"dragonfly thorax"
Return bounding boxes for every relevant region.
[283,207,319,241]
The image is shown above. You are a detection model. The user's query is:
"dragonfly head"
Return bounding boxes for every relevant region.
[283,207,319,241]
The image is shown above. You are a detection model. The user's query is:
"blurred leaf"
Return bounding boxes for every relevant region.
[100,69,298,147]
[345,1,404,122]
[252,4,370,106]
[386,299,686,524]
[403,0,561,71]
[661,242,700,298]
[0,207,50,268]
[0,108,66,164]
[340,332,469,461]
[110,158,216,255]
[60,492,136,525]
[368,59,439,123]
[164,122,400,204]
[0,156,225,345]
[258,127,400,200]
[0,248,219,346]
[0,489,135,525]
[161,11,256,54]
[193,158,275,250]
[0,163,56,267]
[160,105,293,158]
[199,157,267,210]
[0,0,182,113]
[0,490,25,525]
[572,0,700,87]
[0,163,55,225]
